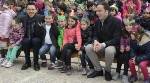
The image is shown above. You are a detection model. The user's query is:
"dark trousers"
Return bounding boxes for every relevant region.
[116,52,130,76]
[56,47,61,60]
[60,43,76,66]
[23,38,41,65]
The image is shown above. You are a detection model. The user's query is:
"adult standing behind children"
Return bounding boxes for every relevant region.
[20,2,45,71]
[85,2,122,81]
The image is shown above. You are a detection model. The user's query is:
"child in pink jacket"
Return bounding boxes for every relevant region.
[55,14,82,76]
[110,5,122,22]
[0,1,16,63]
[122,0,142,19]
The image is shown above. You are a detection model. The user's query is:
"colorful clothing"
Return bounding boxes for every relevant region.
[57,26,64,47]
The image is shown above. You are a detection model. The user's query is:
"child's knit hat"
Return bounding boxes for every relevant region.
[34,1,43,10]
[78,3,85,11]
[81,18,90,24]
[110,4,118,12]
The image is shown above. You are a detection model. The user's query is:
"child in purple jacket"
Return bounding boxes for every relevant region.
[112,19,132,83]
[1,17,24,68]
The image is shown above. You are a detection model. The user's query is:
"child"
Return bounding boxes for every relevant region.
[1,17,24,68]
[16,1,27,18]
[77,18,94,75]
[55,12,81,75]
[0,1,16,63]
[69,0,79,13]
[38,11,59,70]
[34,1,44,15]
[57,3,68,19]
[76,3,88,21]
[110,5,122,22]
[122,0,142,19]
[136,4,150,31]
[108,0,123,13]
[129,27,150,83]
[55,14,67,62]
[86,1,97,28]
[45,1,57,21]
[112,20,131,83]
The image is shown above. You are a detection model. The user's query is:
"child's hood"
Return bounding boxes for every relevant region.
[115,12,122,22]
[139,32,150,45]
[3,9,16,18]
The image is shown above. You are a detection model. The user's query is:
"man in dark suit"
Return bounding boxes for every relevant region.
[85,2,122,81]
[20,2,44,71]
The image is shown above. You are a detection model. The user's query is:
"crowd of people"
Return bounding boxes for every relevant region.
[0,0,150,83]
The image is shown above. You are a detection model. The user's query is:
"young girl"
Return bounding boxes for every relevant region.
[112,20,131,83]
[16,1,26,18]
[110,5,122,22]
[0,1,16,63]
[129,27,150,83]
[1,17,24,68]
[122,0,142,19]
[78,18,94,75]
[56,12,81,75]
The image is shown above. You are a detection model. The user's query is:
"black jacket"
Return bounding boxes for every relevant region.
[93,14,122,56]
[40,22,60,48]
[80,26,93,52]
[108,0,123,13]
[20,14,45,40]
[136,17,150,31]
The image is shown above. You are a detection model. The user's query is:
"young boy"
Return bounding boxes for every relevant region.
[57,3,68,19]
[136,5,150,31]
[39,12,59,70]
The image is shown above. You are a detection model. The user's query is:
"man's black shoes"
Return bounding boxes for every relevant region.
[87,70,103,78]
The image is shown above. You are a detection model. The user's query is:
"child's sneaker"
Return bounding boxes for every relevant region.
[143,78,150,83]
[122,75,128,83]
[66,66,71,76]
[41,60,47,67]
[48,63,56,70]
[60,65,67,73]
[87,69,95,76]
[1,59,8,67]
[54,60,63,68]
[0,58,5,63]
[5,61,14,68]
[129,75,137,83]
[82,68,88,75]
[112,72,119,80]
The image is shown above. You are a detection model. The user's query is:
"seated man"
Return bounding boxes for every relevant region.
[20,2,44,71]
[85,2,122,81]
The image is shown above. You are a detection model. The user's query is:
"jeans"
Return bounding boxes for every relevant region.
[129,59,150,78]
[39,44,56,63]
[80,53,94,69]
[23,38,41,65]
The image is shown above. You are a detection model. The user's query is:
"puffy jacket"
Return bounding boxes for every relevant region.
[0,9,16,38]
[63,21,82,48]
[136,17,150,31]
[120,37,130,51]
[80,26,93,53]
[130,32,150,63]
[122,0,141,15]
[57,26,64,47]
[115,12,122,22]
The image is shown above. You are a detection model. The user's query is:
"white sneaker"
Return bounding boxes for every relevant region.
[0,58,5,63]
[5,61,14,68]
[1,60,8,67]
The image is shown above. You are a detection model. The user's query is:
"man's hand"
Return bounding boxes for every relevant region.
[78,50,82,55]
[75,44,80,51]
[38,22,43,26]
[94,43,103,52]
[126,46,130,52]
[131,57,136,64]
[120,48,124,53]
[60,46,63,51]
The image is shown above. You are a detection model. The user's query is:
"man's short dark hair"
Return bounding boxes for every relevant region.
[87,1,94,9]
[97,2,110,11]
[27,2,37,9]
[58,3,67,13]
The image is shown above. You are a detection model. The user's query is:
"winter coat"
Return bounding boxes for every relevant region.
[57,26,64,47]
[136,17,150,31]
[93,14,122,57]
[17,8,27,18]
[108,0,123,13]
[40,22,60,47]
[9,25,24,46]
[0,9,16,38]
[120,37,130,51]
[86,10,97,25]
[122,0,141,15]
[80,26,93,53]
[130,32,150,63]
[63,21,82,48]
[115,12,122,22]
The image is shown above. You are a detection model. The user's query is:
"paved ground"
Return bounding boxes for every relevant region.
[0,52,146,83]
